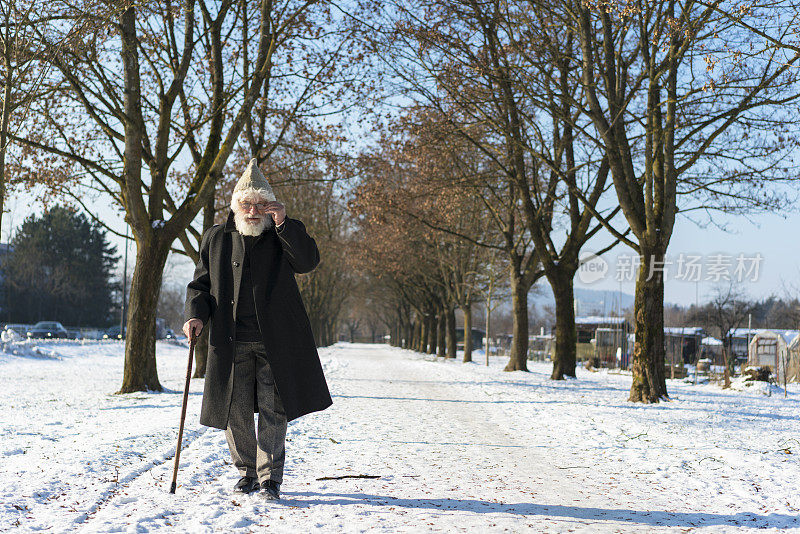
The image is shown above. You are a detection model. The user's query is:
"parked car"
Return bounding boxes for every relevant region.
[103,325,126,340]
[27,321,69,339]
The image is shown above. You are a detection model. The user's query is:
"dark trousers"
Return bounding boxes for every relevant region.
[225,341,288,484]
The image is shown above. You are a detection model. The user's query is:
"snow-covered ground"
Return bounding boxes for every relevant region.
[1,340,798,533]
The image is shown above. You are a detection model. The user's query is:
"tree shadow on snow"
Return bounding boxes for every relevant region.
[334,376,629,395]
[110,388,203,396]
[278,492,798,528]
[306,435,533,448]
[331,393,556,405]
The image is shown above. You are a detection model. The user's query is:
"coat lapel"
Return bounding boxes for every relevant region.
[225,212,245,322]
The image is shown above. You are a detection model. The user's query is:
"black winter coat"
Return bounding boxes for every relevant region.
[185,212,332,429]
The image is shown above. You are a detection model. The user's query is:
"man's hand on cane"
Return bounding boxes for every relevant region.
[183,318,203,339]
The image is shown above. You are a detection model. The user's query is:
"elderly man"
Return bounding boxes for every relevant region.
[183,159,332,500]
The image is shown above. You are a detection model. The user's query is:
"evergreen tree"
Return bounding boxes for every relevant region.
[2,207,118,325]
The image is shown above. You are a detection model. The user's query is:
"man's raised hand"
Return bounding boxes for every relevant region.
[263,201,286,226]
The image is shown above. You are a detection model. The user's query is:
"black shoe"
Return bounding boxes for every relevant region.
[233,476,260,494]
[261,479,280,500]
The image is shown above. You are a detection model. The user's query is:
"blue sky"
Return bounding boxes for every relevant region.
[575,208,800,306]
[2,185,197,289]
[6,182,800,307]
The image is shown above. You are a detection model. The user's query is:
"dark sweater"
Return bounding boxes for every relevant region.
[235,235,261,341]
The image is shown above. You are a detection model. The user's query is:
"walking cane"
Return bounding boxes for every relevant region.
[169,332,196,494]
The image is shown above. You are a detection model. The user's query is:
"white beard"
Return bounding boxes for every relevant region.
[233,210,274,236]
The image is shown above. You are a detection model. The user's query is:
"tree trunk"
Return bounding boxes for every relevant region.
[629,248,668,402]
[722,344,732,389]
[118,7,164,394]
[485,295,491,366]
[427,313,437,354]
[311,317,319,345]
[436,309,446,357]
[402,312,411,347]
[118,239,170,393]
[391,310,399,346]
[463,304,473,363]
[418,315,426,352]
[504,271,529,371]
[445,306,456,359]
[420,314,428,352]
[550,268,577,379]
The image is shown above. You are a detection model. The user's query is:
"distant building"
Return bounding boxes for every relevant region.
[664,327,705,366]
[700,336,723,365]
[455,328,485,351]
[788,336,800,383]
[727,328,769,364]
[495,333,513,353]
[528,333,554,362]
[573,316,629,366]
[747,330,800,382]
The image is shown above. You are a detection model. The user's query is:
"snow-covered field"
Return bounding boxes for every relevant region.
[1,340,798,533]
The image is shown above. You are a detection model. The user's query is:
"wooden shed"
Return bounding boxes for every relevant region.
[699,336,724,366]
[573,316,629,366]
[727,328,768,367]
[664,327,705,367]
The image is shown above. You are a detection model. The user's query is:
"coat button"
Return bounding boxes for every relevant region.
[228,336,233,342]
[231,300,235,305]
[233,261,240,267]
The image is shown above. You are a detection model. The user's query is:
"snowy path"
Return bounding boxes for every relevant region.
[2,341,799,532]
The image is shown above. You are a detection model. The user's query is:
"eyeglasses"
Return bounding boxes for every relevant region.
[239,201,269,212]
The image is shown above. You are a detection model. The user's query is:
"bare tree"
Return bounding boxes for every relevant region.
[368,2,627,377]
[566,0,800,401]
[708,284,754,387]
[351,112,515,362]
[170,4,365,374]
[13,1,329,392]
[0,1,107,236]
